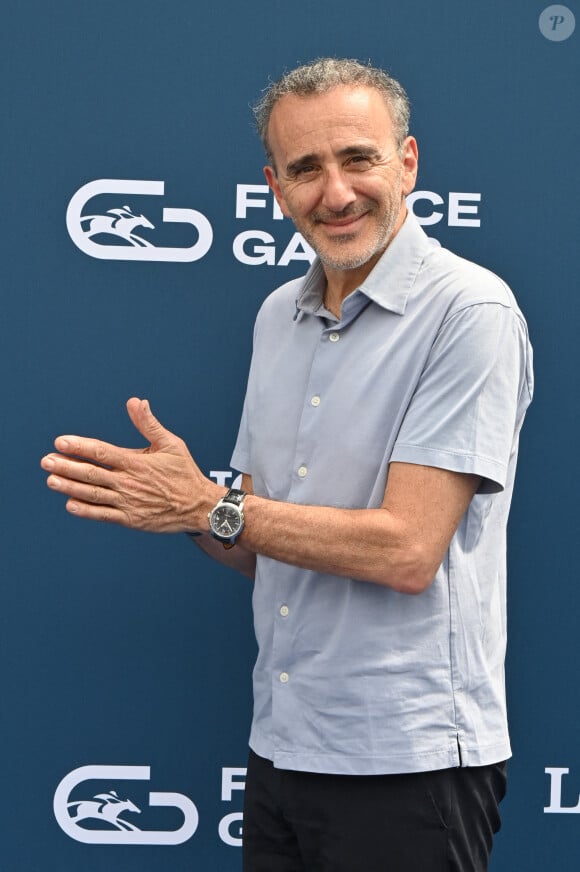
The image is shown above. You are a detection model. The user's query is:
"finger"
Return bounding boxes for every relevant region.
[51,435,133,470]
[46,471,122,509]
[65,498,131,527]
[41,453,116,486]
[126,397,182,453]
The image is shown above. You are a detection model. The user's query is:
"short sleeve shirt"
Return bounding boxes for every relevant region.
[231,212,533,775]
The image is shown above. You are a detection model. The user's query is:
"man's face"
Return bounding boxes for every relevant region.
[264,86,418,276]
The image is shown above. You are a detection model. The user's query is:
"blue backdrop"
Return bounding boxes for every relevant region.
[1,1,579,869]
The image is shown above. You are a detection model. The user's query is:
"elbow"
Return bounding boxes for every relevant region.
[393,569,436,596]
[373,544,439,595]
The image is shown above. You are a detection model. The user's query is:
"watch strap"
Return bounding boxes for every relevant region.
[223,488,246,506]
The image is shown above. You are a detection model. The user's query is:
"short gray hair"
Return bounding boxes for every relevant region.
[253,58,411,163]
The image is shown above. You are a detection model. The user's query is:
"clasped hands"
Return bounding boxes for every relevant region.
[40,397,224,533]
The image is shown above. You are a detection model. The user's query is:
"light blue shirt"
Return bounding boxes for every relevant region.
[231,213,533,775]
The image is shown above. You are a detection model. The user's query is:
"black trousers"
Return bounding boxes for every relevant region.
[243,750,507,872]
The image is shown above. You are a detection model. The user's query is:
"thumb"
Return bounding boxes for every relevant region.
[126,397,179,452]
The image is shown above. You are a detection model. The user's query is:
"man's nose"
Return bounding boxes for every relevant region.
[320,167,357,212]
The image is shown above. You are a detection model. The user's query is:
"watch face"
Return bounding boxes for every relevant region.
[211,505,242,538]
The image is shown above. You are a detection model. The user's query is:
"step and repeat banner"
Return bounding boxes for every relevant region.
[1,1,578,870]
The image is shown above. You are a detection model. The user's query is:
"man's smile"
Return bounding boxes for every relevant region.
[313,207,371,234]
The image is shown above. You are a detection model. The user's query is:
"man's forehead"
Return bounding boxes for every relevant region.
[267,85,396,163]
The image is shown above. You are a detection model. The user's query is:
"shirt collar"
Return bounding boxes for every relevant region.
[295,211,432,318]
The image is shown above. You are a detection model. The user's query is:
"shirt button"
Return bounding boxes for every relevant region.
[280,672,289,683]
[310,395,321,407]
[298,465,308,478]
[280,604,289,617]
[329,332,340,342]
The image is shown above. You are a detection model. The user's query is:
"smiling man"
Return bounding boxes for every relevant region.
[263,85,417,303]
[42,59,533,872]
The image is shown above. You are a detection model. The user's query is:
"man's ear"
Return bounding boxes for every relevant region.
[264,165,292,218]
[401,136,419,196]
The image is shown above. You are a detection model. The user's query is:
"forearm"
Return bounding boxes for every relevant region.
[229,465,480,594]
[237,495,429,593]
[188,531,256,579]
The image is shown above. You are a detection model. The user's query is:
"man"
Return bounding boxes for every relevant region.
[42,59,533,871]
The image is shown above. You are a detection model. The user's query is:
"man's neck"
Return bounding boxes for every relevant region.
[323,250,383,318]
[322,208,407,318]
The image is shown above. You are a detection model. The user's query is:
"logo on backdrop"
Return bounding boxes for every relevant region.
[210,470,244,489]
[545,767,580,813]
[54,764,246,847]
[67,179,483,267]
[54,765,199,845]
[235,186,482,264]
[66,180,213,262]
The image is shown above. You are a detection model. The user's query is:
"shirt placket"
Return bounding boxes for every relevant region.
[270,302,367,747]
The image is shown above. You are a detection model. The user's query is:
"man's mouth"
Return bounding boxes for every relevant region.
[315,210,369,232]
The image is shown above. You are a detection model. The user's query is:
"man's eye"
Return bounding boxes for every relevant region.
[348,155,372,168]
[295,165,317,177]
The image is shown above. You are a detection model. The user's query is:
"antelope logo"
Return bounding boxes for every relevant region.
[54,765,199,845]
[66,179,213,262]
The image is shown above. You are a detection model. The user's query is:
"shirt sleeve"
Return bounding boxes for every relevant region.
[390,301,533,493]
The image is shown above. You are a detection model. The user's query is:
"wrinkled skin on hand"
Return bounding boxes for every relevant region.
[41,398,223,533]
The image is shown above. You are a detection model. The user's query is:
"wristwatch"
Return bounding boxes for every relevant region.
[208,488,247,549]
